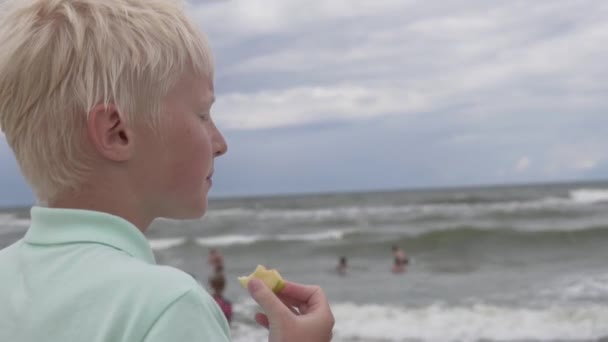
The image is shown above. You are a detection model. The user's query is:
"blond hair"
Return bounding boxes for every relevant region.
[0,0,213,202]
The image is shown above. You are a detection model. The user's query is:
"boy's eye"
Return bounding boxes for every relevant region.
[199,113,210,121]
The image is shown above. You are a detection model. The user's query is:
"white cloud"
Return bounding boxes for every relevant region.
[193,0,410,39]
[190,0,608,191]
[214,84,428,130]
[191,0,607,130]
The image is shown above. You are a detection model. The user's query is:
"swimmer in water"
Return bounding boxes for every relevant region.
[208,248,224,271]
[336,256,348,276]
[391,245,409,274]
[209,273,233,324]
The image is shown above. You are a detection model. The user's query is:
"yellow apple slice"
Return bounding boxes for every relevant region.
[238,264,286,293]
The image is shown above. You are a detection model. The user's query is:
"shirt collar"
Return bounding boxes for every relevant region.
[24,206,156,264]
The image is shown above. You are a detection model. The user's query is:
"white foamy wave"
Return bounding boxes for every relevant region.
[230,298,279,342]
[196,235,262,247]
[276,229,348,242]
[206,208,256,219]
[570,189,608,204]
[331,302,608,341]
[195,229,349,247]
[229,300,608,341]
[149,231,348,250]
[541,273,608,302]
[148,238,186,250]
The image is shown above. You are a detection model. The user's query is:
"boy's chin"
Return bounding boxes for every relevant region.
[161,200,208,220]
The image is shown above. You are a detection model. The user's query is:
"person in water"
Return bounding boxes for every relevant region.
[208,248,224,270]
[392,245,409,274]
[392,257,407,274]
[209,273,233,324]
[0,0,334,341]
[336,256,348,275]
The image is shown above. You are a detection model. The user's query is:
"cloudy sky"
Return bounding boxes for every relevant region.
[1,0,607,206]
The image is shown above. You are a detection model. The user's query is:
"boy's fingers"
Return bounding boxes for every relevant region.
[277,294,301,309]
[278,281,327,310]
[277,294,307,314]
[248,279,291,318]
[280,299,300,315]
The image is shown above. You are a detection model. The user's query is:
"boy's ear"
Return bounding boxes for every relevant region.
[87,104,135,162]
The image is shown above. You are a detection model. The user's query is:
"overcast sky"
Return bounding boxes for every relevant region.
[1,0,607,207]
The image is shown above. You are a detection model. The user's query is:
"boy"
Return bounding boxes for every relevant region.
[0,0,334,341]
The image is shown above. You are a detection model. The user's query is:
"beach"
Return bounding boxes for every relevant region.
[2,181,608,341]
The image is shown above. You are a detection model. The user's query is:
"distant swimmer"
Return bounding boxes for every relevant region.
[209,273,233,324]
[336,256,348,276]
[208,248,224,270]
[392,245,407,262]
[392,245,409,274]
[392,257,406,274]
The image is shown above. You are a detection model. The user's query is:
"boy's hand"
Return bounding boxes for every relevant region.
[247,279,334,342]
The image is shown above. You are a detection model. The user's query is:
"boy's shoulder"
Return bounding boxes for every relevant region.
[98,250,202,301]
[101,258,231,340]
[84,249,227,337]
[0,241,226,341]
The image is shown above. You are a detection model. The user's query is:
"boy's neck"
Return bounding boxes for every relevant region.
[48,182,153,233]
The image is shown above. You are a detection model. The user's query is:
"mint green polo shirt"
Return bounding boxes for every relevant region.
[0,207,231,342]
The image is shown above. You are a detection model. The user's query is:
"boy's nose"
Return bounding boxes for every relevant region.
[212,122,228,157]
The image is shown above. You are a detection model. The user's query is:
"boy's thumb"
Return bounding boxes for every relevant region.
[248,279,289,318]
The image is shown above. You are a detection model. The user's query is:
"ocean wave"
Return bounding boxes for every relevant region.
[149,224,608,251]
[205,190,607,224]
[230,300,608,341]
[148,238,187,250]
[195,230,349,247]
[540,272,608,302]
[148,230,351,250]
[3,188,605,230]
[326,225,608,257]
[570,189,608,204]
[195,235,261,247]
[409,224,608,242]
[332,302,608,341]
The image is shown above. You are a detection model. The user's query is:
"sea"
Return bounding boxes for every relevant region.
[2,181,608,341]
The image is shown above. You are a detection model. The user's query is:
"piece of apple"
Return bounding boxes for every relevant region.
[238,264,286,293]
